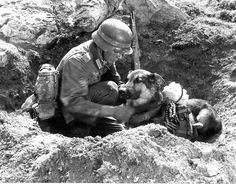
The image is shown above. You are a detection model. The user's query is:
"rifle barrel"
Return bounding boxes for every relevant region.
[131,10,141,70]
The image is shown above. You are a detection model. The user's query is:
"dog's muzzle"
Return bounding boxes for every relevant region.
[118,86,141,100]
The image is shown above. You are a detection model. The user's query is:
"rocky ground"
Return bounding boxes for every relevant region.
[0,0,236,183]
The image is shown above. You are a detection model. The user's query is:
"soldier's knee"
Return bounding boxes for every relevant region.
[107,81,119,94]
[89,81,119,105]
[105,81,119,103]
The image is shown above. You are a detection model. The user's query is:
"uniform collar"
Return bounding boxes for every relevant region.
[90,41,109,70]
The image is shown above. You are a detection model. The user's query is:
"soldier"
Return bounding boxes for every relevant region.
[38,18,135,137]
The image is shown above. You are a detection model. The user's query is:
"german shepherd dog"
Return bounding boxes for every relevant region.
[120,69,222,142]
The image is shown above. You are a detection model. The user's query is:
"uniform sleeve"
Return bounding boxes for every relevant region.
[60,57,104,117]
[101,63,123,85]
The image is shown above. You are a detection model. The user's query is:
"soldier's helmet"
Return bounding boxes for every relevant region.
[92,18,133,54]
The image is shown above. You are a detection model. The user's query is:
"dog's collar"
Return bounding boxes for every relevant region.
[175,85,183,103]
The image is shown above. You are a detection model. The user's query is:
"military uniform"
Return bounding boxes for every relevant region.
[35,18,134,138]
[46,40,124,137]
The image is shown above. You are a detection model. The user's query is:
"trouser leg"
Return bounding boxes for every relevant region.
[38,81,122,138]
[67,80,119,126]
[38,116,90,138]
[68,81,123,137]
[38,116,124,138]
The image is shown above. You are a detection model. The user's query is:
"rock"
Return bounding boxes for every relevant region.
[0,1,56,46]
[0,40,19,67]
[0,0,124,100]
[125,0,188,29]
[0,0,123,48]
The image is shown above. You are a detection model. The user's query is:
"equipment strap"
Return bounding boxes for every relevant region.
[164,100,198,140]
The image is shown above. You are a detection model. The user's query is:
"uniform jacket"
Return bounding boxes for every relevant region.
[57,40,122,124]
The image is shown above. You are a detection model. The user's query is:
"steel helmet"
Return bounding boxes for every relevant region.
[92,18,133,54]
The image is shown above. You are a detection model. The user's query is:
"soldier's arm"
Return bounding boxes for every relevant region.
[60,58,118,118]
[101,63,123,85]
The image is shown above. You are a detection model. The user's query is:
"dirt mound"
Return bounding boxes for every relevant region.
[0,110,235,183]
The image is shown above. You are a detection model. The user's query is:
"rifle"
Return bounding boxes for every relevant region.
[130,10,141,70]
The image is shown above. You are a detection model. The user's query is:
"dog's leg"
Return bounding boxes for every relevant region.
[127,108,161,127]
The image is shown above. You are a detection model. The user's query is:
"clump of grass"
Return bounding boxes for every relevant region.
[171,17,236,50]
[218,0,236,10]
[177,2,202,18]
[217,10,236,22]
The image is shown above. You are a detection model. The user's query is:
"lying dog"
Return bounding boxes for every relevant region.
[121,69,222,142]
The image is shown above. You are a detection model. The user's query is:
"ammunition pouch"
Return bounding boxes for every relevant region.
[164,100,198,141]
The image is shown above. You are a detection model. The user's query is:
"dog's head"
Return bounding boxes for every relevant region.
[120,69,165,107]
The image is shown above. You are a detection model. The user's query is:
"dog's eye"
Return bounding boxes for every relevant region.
[135,77,143,83]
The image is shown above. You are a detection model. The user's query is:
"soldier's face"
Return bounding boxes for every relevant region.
[104,50,123,64]
[104,47,132,64]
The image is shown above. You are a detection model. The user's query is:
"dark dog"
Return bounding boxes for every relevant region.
[121,69,222,142]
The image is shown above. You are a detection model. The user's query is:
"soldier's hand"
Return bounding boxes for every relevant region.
[113,105,135,123]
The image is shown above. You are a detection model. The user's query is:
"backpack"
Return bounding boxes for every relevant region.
[21,63,59,120]
[34,63,59,120]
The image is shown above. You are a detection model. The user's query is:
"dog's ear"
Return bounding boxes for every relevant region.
[128,70,133,74]
[148,73,166,90]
